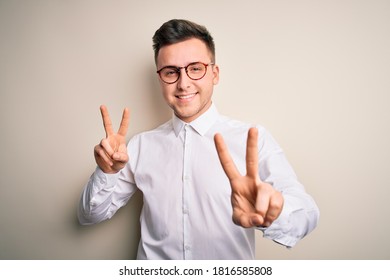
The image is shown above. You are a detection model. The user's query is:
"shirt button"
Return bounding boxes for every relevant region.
[183,208,189,214]
[185,245,191,251]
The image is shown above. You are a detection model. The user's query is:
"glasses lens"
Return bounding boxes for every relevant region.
[187,63,207,80]
[159,67,179,83]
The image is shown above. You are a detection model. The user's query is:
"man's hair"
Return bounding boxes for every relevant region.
[152,19,215,64]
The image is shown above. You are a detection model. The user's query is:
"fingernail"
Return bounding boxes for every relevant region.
[251,217,261,227]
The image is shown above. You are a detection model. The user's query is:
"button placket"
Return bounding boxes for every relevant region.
[182,125,192,259]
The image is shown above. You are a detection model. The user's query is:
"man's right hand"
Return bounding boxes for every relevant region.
[94,105,130,174]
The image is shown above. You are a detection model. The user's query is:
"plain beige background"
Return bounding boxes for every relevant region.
[1,0,389,259]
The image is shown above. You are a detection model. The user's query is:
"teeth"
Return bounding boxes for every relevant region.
[178,93,196,99]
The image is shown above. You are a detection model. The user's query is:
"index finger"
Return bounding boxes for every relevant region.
[117,108,130,137]
[100,105,114,137]
[246,127,259,178]
[214,133,241,181]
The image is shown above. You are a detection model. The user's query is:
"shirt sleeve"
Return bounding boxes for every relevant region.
[256,127,320,247]
[77,166,138,225]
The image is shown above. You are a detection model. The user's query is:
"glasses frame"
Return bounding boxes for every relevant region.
[156,62,214,84]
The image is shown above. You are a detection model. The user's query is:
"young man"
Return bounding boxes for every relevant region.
[78,19,319,259]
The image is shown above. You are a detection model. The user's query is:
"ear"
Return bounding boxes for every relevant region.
[212,64,220,85]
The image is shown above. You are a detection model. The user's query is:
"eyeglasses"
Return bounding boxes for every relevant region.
[157,62,214,84]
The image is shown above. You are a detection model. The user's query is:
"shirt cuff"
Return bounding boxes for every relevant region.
[93,166,121,190]
[256,198,302,248]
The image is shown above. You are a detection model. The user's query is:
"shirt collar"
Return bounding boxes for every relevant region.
[172,103,219,137]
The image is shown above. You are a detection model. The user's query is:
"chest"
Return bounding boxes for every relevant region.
[133,131,246,205]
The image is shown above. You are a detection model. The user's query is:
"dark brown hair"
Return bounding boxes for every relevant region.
[152,19,215,63]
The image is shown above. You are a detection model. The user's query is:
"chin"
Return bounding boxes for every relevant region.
[174,109,199,122]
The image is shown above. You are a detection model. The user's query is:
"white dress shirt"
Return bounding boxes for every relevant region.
[78,104,319,259]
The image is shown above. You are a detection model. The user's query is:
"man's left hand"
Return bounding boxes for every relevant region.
[214,127,284,228]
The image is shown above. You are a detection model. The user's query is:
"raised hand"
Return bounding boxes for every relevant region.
[214,127,284,228]
[94,105,130,174]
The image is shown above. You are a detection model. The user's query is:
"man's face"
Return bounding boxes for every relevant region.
[156,38,219,123]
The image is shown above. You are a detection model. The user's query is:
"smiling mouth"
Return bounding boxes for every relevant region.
[176,93,197,100]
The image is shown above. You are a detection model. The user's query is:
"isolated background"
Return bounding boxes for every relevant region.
[1,0,389,259]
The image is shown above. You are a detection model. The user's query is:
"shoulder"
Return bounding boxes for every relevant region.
[213,114,280,153]
[128,119,173,144]
[214,114,267,136]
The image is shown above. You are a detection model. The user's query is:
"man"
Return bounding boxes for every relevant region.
[78,19,319,259]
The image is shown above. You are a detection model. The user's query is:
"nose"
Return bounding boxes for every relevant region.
[176,68,191,90]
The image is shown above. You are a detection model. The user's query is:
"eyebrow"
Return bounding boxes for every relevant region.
[159,61,207,69]
[161,65,181,69]
[157,62,196,72]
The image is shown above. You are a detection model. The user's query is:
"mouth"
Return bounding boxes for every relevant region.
[176,93,197,101]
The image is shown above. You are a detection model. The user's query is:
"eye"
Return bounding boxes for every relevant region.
[188,64,204,72]
[162,68,178,77]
